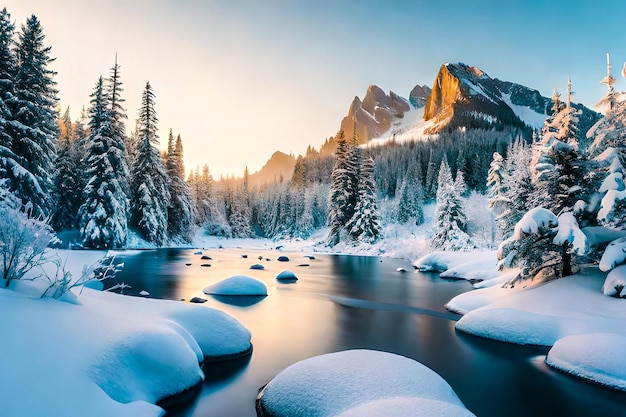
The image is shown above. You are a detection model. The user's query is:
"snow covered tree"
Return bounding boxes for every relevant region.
[327,132,359,246]
[5,15,58,218]
[487,151,507,214]
[431,155,472,250]
[0,8,19,185]
[52,107,84,231]
[166,131,194,241]
[396,176,424,225]
[346,156,382,243]
[496,140,534,238]
[78,76,130,249]
[130,82,170,245]
[498,208,585,284]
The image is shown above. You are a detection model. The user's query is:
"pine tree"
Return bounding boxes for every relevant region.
[0,7,17,173]
[166,131,194,241]
[431,155,471,250]
[52,107,83,230]
[347,156,382,243]
[78,77,130,248]
[5,15,58,218]
[497,140,534,238]
[327,132,359,246]
[130,82,170,245]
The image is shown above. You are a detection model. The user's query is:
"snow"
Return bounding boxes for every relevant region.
[0,250,252,417]
[513,207,558,240]
[203,275,268,296]
[413,250,497,272]
[500,93,547,129]
[453,268,626,346]
[438,258,500,282]
[599,172,624,192]
[258,349,475,417]
[598,189,626,221]
[546,333,626,391]
[601,264,626,296]
[599,237,626,271]
[553,212,586,254]
[334,397,475,417]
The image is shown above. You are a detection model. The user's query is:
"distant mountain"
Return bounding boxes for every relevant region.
[422,62,599,136]
[321,84,429,155]
[248,151,296,187]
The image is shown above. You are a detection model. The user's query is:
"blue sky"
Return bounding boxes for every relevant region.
[3,0,625,177]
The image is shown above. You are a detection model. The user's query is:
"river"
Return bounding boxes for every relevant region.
[108,248,626,417]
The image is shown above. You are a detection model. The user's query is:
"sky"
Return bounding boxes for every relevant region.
[3,0,626,178]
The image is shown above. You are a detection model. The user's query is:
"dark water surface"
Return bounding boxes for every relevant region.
[110,248,626,417]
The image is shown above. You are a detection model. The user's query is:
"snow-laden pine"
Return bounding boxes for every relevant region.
[78,76,130,249]
[166,130,194,241]
[130,82,170,245]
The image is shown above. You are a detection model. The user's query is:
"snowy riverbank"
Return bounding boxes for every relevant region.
[417,251,626,392]
[0,249,251,417]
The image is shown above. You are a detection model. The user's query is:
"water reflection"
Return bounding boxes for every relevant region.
[109,249,626,417]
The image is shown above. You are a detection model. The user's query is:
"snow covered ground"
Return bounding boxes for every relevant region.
[417,251,626,392]
[0,249,252,417]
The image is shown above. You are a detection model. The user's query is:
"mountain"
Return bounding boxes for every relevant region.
[320,84,430,155]
[248,151,296,187]
[422,62,600,135]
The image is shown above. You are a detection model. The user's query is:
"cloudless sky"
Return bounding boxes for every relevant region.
[3,0,625,177]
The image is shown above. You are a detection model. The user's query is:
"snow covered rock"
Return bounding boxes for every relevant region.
[250,263,265,270]
[203,275,268,296]
[90,322,204,404]
[546,333,626,391]
[276,270,298,281]
[413,251,497,272]
[601,265,626,297]
[256,349,474,417]
[599,237,626,271]
[277,256,290,262]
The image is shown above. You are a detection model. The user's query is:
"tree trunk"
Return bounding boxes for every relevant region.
[562,242,572,277]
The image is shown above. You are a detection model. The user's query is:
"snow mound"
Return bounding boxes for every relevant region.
[276,270,298,281]
[169,306,252,358]
[453,270,626,346]
[91,322,204,404]
[546,333,626,391]
[599,237,626,271]
[203,275,268,296]
[334,397,475,417]
[601,265,626,297]
[439,258,499,282]
[257,349,473,417]
[413,251,496,272]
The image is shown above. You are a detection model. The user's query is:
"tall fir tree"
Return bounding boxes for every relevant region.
[130,82,170,245]
[52,107,83,230]
[166,131,194,241]
[5,14,58,217]
[346,156,382,243]
[431,155,471,250]
[78,77,130,248]
[327,131,359,246]
[0,7,17,176]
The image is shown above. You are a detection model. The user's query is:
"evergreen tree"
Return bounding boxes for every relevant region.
[166,131,194,241]
[0,7,17,176]
[431,155,471,250]
[347,156,382,243]
[52,107,83,230]
[5,15,58,218]
[497,140,534,238]
[327,132,359,246]
[78,77,129,248]
[130,82,170,245]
